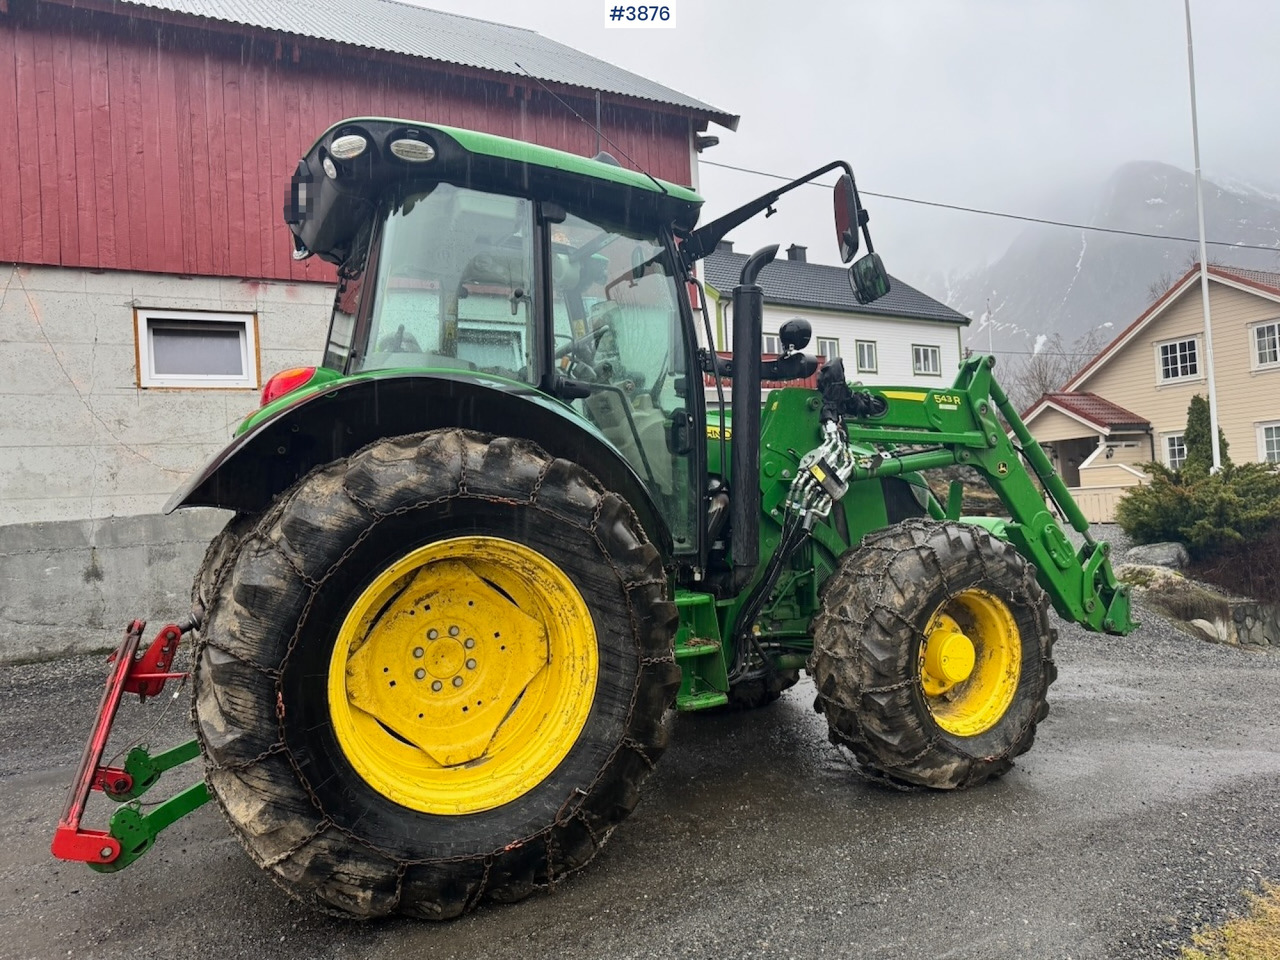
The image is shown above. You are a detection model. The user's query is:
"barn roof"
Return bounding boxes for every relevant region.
[115,0,738,130]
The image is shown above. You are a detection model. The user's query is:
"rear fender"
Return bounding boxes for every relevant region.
[165,373,671,553]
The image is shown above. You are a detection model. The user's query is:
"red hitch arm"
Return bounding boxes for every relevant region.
[51,618,192,865]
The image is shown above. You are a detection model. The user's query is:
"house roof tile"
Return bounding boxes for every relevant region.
[1033,392,1150,432]
[703,249,969,325]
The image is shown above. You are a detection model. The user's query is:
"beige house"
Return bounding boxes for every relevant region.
[1025,264,1280,521]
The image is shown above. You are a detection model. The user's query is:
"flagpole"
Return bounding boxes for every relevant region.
[1184,0,1222,471]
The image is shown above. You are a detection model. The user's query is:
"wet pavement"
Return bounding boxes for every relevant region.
[2,594,1278,960]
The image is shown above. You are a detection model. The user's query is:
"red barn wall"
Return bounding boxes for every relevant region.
[0,3,696,284]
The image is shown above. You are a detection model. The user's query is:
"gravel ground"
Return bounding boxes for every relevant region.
[2,522,1278,960]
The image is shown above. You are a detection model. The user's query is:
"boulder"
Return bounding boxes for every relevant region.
[1115,563,1185,589]
[1187,618,1228,644]
[1125,542,1190,569]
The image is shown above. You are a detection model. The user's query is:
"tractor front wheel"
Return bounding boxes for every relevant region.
[810,519,1056,789]
[192,430,678,918]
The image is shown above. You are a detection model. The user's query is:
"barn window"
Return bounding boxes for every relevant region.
[136,309,258,388]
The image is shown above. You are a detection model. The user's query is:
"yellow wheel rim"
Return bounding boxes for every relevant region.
[327,536,598,815]
[918,588,1021,737]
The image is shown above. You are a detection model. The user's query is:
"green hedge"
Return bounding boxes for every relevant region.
[1115,461,1280,557]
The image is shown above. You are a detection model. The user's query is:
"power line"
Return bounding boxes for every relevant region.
[699,158,1280,254]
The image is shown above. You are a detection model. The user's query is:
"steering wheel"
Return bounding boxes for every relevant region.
[554,323,612,362]
[377,324,421,353]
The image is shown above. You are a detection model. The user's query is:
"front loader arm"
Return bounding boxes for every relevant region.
[839,355,1135,635]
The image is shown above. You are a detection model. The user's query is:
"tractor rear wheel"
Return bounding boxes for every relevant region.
[191,512,258,615]
[192,429,679,918]
[810,519,1056,789]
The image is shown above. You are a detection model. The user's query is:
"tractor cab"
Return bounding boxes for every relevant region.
[321,179,694,508]
[268,118,707,552]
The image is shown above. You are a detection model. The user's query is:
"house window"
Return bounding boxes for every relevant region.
[1164,433,1187,470]
[855,340,878,373]
[135,309,258,388]
[912,344,941,376]
[763,334,781,355]
[1259,422,1280,463]
[1156,337,1199,382]
[1253,321,1280,369]
[815,337,839,362]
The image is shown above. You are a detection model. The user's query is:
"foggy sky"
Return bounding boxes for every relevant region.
[405,0,1280,286]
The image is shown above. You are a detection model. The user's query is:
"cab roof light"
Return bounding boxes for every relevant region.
[330,134,368,160]
[389,137,436,163]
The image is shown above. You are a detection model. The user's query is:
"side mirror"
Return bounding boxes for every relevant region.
[849,252,891,304]
[833,174,862,264]
[778,317,812,353]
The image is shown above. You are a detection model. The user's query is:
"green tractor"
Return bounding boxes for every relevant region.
[52,118,1135,919]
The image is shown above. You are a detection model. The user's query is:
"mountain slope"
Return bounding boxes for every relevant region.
[936,162,1280,353]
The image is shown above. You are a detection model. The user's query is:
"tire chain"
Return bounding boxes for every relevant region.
[196,438,676,900]
[810,519,1052,787]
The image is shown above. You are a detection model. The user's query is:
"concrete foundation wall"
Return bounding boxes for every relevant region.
[0,508,230,662]
[0,263,333,660]
[0,264,333,524]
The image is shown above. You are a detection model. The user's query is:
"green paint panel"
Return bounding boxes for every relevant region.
[306,117,703,202]
[674,590,729,709]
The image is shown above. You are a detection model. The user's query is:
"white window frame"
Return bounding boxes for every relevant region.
[815,337,839,362]
[1154,336,1201,384]
[912,344,942,377]
[762,334,781,355]
[135,309,259,389]
[1250,320,1280,371]
[1257,421,1280,463]
[855,339,878,374]
[1162,432,1187,470]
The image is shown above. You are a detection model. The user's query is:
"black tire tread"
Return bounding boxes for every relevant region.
[192,429,679,919]
[810,518,1056,790]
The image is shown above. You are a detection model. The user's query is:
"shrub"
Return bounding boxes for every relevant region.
[1180,394,1231,481]
[1116,461,1280,557]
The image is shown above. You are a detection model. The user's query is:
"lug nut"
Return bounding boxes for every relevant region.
[413,647,424,658]
[428,629,438,639]
[452,676,463,687]
[431,680,442,692]
[448,626,460,637]
[466,659,477,670]
[464,638,475,649]
[415,668,426,680]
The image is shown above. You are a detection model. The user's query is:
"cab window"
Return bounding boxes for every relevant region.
[550,212,696,549]
[356,185,536,380]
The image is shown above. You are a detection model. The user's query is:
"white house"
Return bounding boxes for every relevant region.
[702,242,970,392]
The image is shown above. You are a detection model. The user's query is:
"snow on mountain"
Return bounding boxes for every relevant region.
[921,162,1280,356]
